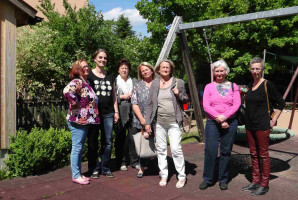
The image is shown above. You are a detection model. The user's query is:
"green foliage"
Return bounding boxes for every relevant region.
[136,0,298,84]
[5,128,72,177]
[115,14,135,39]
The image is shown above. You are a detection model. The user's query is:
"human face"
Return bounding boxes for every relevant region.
[80,61,90,79]
[214,66,227,83]
[94,52,107,68]
[140,65,153,80]
[159,61,171,78]
[118,64,129,79]
[250,63,263,80]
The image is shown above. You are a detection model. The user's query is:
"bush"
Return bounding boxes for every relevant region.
[5,127,71,177]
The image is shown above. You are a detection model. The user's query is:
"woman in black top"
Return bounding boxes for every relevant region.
[242,57,285,196]
[87,49,120,178]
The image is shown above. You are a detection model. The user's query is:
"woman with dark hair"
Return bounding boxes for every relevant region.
[87,49,119,178]
[114,58,139,170]
[199,59,241,191]
[64,59,100,185]
[145,59,188,188]
[242,57,285,196]
[131,62,156,178]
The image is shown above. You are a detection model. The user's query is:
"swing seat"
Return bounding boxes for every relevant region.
[235,125,296,142]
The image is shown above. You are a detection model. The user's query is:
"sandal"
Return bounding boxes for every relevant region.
[159,177,167,187]
[176,178,186,189]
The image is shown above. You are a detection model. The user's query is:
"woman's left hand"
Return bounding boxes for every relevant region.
[172,88,179,96]
[221,122,229,129]
[114,113,119,123]
[270,119,277,128]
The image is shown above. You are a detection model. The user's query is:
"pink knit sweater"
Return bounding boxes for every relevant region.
[203,82,241,120]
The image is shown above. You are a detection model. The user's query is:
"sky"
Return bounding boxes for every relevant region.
[89,0,149,37]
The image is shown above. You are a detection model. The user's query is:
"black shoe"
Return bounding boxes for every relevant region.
[242,183,260,191]
[251,186,269,196]
[91,171,99,179]
[199,181,210,190]
[219,182,228,190]
[104,172,114,178]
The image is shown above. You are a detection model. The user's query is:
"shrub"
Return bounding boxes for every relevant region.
[5,127,71,177]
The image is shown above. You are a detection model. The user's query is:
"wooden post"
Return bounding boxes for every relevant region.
[178,30,205,142]
[0,1,17,149]
[155,16,182,67]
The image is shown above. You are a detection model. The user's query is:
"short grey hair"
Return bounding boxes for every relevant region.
[250,57,264,70]
[212,59,230,75]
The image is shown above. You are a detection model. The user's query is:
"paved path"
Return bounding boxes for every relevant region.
[0,135,297,200]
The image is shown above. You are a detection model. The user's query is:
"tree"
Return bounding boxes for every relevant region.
[115,14,135,39]
[17,0,125,98]
[136,0,298,84]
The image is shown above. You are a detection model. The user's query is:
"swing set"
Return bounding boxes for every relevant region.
[155,6,298,142]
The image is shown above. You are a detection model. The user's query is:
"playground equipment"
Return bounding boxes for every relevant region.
[156,6,298,142]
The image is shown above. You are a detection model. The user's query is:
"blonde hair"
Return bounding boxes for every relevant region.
[155,59,175,77]
[138,62,155,80]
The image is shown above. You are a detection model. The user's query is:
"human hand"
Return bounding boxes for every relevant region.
[145,124,152,133]
[221,122,229,129]
[216,115,226,123]
[114,112,119,123]
[172,88,179,96]
[270,119,277,128]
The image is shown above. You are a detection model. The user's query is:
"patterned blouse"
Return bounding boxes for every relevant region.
[63,78,100,125]
[131,80,150,129]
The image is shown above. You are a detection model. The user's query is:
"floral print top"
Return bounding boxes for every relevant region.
[63,79,100,125]
[131,80,150,129]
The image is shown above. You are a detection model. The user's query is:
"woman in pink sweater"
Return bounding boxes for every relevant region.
[199,59,241,191]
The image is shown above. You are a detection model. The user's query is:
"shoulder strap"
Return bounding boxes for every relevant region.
[264,80,270,117]
[231,82,234,92]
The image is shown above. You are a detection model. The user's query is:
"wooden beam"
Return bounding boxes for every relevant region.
[178,30,205,142]
[179,6,298,30]
[7,0,37,18]
[0,1,17,149]
[283,67,298,100]
[155,16,182,68]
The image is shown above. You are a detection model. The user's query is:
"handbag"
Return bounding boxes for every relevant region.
[133,129,157,158]
[231,83,246,125]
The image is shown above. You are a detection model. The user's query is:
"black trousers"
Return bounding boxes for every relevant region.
[114,121,139,167]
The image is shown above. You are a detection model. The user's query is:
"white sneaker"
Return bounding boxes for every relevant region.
[120,165,128,171]
[176,178,186,188]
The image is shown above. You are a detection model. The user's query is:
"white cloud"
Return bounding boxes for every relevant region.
[102,7,147,27]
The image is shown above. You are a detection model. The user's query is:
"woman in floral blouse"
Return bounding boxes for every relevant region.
[63,59,100,185]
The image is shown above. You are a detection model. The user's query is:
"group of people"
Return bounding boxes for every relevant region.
[63,49,285,195]
[199,57,285,196]
[63,49,188,188]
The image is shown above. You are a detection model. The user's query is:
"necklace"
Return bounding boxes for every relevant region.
[161,78,171,85]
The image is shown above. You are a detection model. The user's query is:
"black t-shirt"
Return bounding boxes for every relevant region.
[88,71,115,115]
[245,80,285,131]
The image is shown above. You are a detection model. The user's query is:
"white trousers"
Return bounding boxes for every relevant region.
[156,123,186,179]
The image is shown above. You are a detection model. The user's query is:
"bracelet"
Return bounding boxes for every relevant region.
[115,112,119,114]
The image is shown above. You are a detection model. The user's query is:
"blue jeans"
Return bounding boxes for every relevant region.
[67,121,88,179]
[99,113,114,174]
[203,118,238,184]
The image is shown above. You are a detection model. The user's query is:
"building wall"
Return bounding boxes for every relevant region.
[23,0,88,19]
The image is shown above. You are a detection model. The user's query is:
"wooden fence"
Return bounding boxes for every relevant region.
[17,98,68,130]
